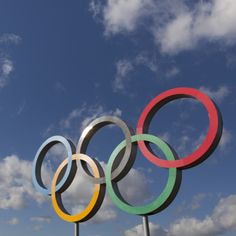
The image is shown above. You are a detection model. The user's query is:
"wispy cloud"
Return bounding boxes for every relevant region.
[60,103,122,132]
[0,33,21,89]
[54,81,66,92]
[0,57,14,88]
[226,53,236,68]
[6,217,20,226]
[89,0,103,19]
[165,67,180,78]
[30,216,51,232]
[113,53,158,92]
[30,216,51,223]
[42,104,123,144]
[219,128,232,150]
[0,33,22,44]
[199,86,230,103]
[177,193,212,213]
[16,101,26,116]
[33,224,44,231]
[113,59,134,92]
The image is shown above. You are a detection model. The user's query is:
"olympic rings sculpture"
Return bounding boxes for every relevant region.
[32,87,223,224]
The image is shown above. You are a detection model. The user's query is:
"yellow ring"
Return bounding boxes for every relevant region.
[51,154,105,223]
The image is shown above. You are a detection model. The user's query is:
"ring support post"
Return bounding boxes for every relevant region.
[75,223,79,236]
[143,216,150,236]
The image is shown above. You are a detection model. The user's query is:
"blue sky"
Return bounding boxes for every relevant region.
[0,0,236,235]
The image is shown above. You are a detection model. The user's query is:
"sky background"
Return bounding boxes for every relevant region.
[0,0,236,236]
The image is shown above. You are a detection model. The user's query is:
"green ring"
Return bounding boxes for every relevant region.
[105,134,180,215]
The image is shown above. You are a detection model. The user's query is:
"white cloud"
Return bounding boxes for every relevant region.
[190,193,210,210]
[0,155,49,210]
[102,0,153,35]
[125,194,236,236]
[169,195,236,236]
[177,193,211,213]
[46,143,68,163]
[168,216,217,236]
[55,81,66,92]
[173,126,231,157]
[226,53,236,68]
[156,12,195,54]
[135,52,158,72]
[125,222,167,236]
[0,57,14,88]
[2,59,13,75]
[156,0,236,54]
[89,0,103,18]
[0,34,21,89]
[92,0,236,54]
[219,128,232,150]
[60,103,122,133]
[0,33,21,44]
[113,59,134,91]
[91,200,117,223]
[16,101,26,116]
[41,124,55,138]
[33,224,44,231]
[212,195,236,231]
[176,135,191,154]
[113,53,158,92]
[165,67,180,78]
[30,216,51,223]
[60,106,86,129]
[80,107,122,131]
[118,167,151,204]
[159,132,171,143]
[6,217,20,226]
[199,86,230,103]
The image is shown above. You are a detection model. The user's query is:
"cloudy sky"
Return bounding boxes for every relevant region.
[0,0,236,235]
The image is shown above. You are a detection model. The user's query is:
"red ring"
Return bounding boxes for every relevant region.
[137,87,222,169]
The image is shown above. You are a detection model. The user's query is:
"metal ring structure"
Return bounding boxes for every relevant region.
[32,136,76,196]
[32,87,223,226]
[51,154,105,223]
[137,87,223,169]
[105,134,182,215]
[77,116,136,184]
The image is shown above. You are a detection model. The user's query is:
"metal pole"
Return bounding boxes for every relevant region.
[74,222,79,236]
[143,216,150,236]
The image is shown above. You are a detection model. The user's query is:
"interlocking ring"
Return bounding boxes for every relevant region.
[51,154,105,223]
[32,87,223,225]
[105,134,181,215]
[137,87,223,169]
[32,136,76,196]
[77,116,136,184]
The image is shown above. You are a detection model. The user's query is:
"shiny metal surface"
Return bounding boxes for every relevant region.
[77,116,136,184]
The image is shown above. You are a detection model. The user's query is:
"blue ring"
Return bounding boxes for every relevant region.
[32,136,75,196]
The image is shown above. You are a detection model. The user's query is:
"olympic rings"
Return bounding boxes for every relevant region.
[105,134,181,215]
[77,116,136,184]
[32,87,223,224]
[137,87,223,169]
[51,154,105,223]
[32,136,76,196]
